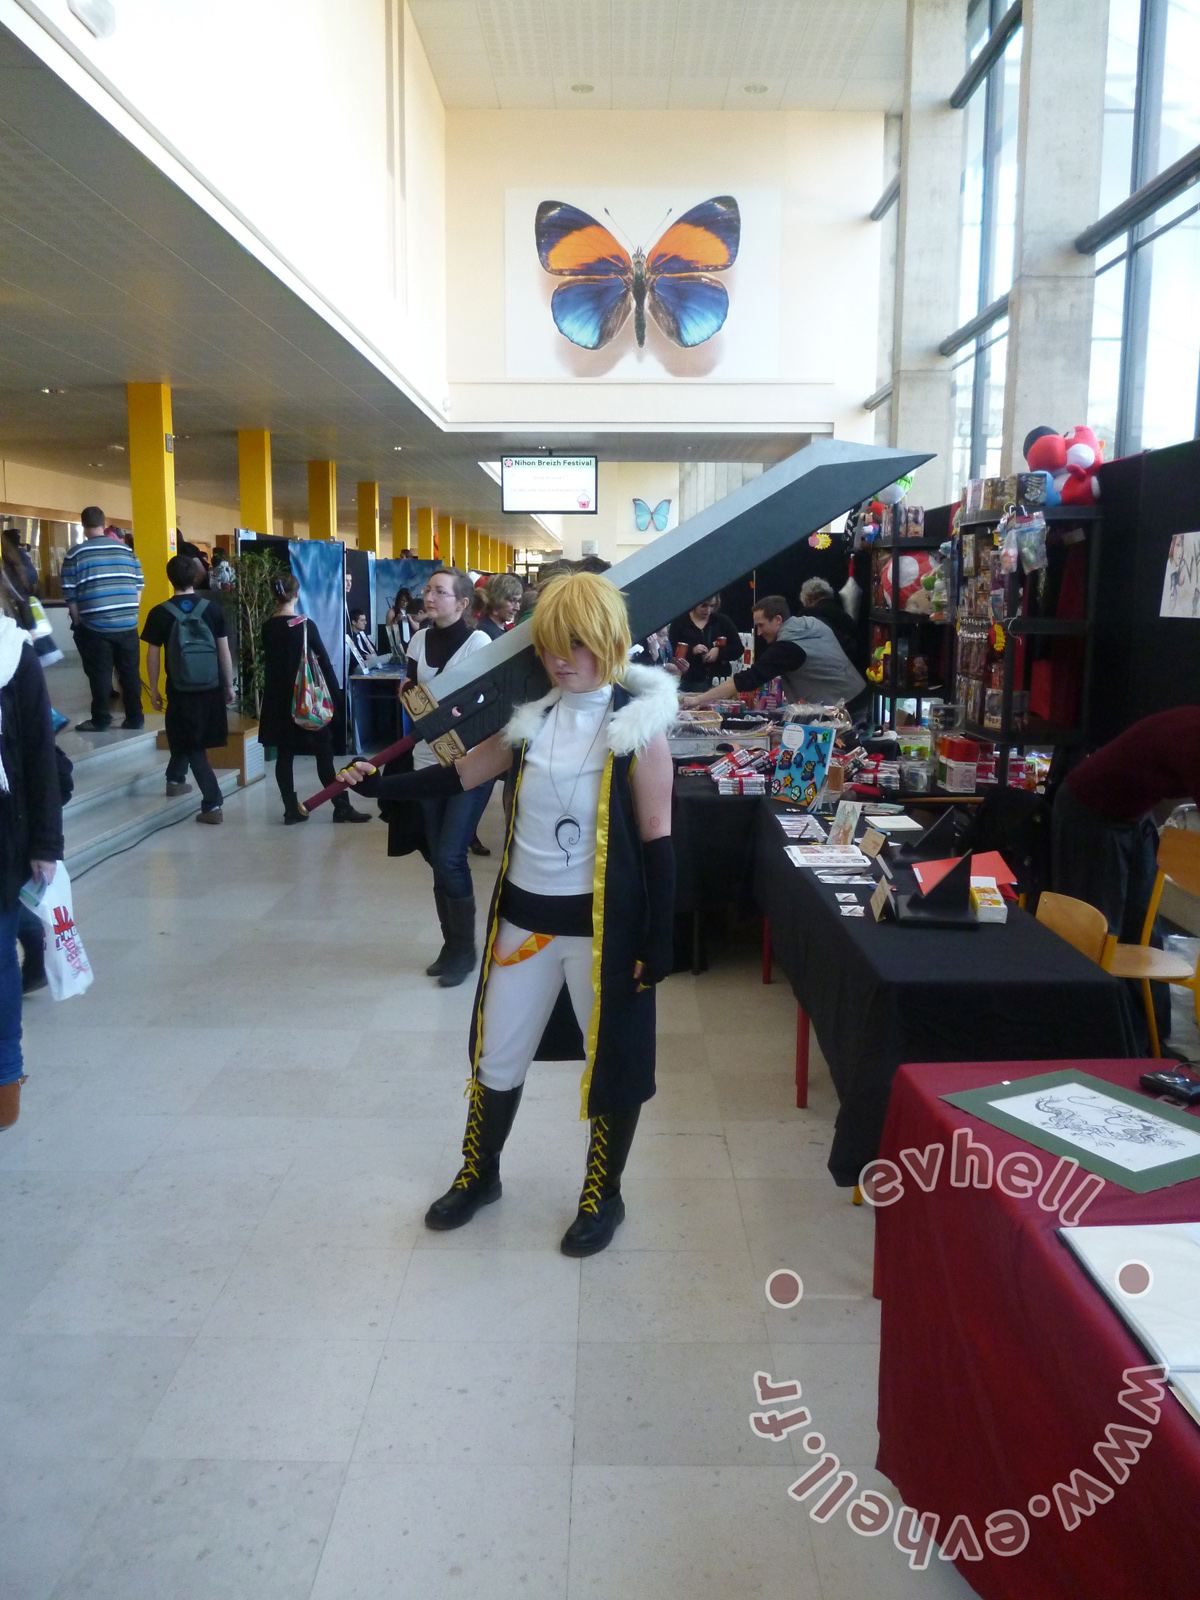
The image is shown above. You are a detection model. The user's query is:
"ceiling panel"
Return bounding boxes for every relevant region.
[413,0,906,110]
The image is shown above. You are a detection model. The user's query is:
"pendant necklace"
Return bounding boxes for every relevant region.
[547,695,608,865]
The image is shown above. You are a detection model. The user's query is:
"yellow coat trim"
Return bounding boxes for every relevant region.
[579,749,614,1120]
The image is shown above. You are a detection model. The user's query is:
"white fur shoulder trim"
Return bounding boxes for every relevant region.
[607,662,679,756]
[502,662,678,754]
[503,686,560,747]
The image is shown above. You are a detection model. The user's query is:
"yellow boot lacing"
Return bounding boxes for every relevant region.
[579,1116,611,1215]
[453,1080,486,1191]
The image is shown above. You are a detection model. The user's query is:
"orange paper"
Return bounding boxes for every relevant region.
[912,852,1016,896]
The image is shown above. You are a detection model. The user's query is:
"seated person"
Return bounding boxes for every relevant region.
[668,594,743,692]
[347,608,382,671]
[679,594,866,711]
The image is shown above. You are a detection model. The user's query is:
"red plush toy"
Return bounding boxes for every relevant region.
[1059,425,1103,506]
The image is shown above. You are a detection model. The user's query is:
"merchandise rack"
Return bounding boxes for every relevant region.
[950,503,1102,784]
[868,502,953,732]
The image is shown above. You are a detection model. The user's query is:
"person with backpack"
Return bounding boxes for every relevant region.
[141,553,235,825]
[259,571,369,826]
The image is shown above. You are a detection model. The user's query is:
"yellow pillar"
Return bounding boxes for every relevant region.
[467,528,481,571]
[357,481,380,555]
[307,461,337,542]
[392,496,411,557]
[452,520,469,569]
[126,383,177,637]
[237,429,273,537]
[416,507,436,560]
[438,514,453,565]
[484,536,494,570]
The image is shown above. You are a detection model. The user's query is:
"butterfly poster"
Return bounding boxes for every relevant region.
[506,187,781,382]
[632,497,673,534]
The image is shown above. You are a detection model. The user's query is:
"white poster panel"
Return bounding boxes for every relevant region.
[1160,531,1200,619]
[505,187,781,383]
[988,1082,1200,1173]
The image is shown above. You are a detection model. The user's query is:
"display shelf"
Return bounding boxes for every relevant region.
[1006,616,1089,637]
[869,609,949,627]
[963,717,1083,749]
[958,504,1103,529]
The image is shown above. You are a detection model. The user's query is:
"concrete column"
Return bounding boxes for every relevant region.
[237,430,273,537]
[416,507,436,560]
[1001,0,1109,470]
[437,514,453,564]
[126,382,177,629]
[357,482,380,554]
[468,528,482,570]
[307,461,337,541]
[890,0,966,506]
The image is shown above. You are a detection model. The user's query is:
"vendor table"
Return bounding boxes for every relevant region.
[671,773,762,973]
[875,1058,1200,1600]
[752,803,1134,1185]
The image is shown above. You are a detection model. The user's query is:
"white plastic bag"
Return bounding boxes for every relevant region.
[25,863,94,1000]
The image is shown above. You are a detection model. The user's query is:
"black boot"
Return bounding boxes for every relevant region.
[437,894,477,988]
[283,794,309,825]
[560,1107,642,1257]
[425,1081,524,1230]
[425,887,452,977]
[332,792,371,824]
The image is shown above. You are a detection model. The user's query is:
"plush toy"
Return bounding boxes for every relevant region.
[880,551,934,611]
[866,639,891,685]
[1060,424,1103,506]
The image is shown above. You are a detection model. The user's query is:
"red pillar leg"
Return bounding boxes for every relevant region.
[795,1005,810,1109]
[762,918,772,984]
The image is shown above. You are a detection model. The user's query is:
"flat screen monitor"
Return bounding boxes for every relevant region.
[501,455,597,515]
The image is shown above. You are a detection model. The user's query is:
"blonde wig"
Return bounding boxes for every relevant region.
[530,571,632,686]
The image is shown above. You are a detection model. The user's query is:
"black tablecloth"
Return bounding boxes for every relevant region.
[752,803,1135,1186]
[671,775,762,914]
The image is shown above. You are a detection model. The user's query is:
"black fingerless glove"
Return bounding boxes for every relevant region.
[637,835,676,985]
[351,763,463,802]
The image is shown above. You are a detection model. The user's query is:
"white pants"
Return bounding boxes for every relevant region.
[476,921,595,1091]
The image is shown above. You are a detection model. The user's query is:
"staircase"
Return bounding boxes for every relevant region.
[62,729,239,877]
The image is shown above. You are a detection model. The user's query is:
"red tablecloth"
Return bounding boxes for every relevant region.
[875,1059,1200,1600]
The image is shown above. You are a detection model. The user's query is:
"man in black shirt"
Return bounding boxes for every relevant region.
[668,595,743,692]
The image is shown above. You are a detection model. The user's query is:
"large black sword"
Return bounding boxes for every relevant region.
[306,437,931,804]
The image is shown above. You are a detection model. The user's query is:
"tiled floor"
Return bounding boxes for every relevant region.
[2,759,975,1600]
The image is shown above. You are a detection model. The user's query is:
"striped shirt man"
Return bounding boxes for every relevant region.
[60,535,144,632]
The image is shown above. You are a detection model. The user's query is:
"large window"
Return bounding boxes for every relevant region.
[952,0,1023,481]
[1088,0,1200,454]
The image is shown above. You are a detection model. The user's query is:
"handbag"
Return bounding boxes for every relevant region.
[292,617,334,730]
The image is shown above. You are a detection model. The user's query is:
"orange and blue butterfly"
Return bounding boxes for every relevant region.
[633,498,672,532]
[535,196,740,351]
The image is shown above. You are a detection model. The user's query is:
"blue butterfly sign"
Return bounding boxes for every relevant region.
[633,498,672,533]
[535,195,740,352]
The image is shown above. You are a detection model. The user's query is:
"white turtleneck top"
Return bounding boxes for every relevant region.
[506,685,613,897]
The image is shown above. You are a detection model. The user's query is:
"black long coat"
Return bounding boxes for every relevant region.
[1,640,64,911]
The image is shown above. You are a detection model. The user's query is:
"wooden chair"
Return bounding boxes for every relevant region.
[1035,892,1111,964]
[1104,828,1200,1058]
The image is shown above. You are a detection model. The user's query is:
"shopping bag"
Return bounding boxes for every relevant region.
[292,618,334,730]
[22,863,94,1000]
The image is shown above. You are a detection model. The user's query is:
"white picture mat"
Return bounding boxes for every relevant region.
[988,1082,1200,1173]
[505,187,781,382]
[1160,531,1200,619]
[1061,1223,1200,1372]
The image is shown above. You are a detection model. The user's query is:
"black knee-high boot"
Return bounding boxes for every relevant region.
[425,1080,524,1230]
[425,887,451,976]
[560,1106,641,1257]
